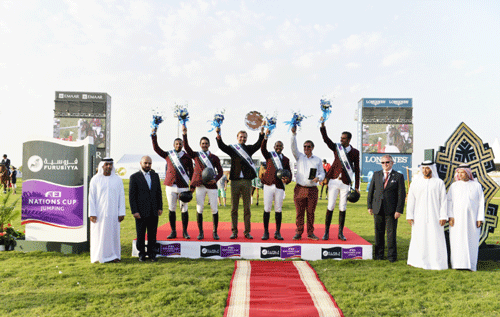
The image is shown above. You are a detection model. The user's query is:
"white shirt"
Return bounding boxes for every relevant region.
[291,134,325,187]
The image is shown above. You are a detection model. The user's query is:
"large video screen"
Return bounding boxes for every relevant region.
[53,117,106,149]
[362,124,413,154]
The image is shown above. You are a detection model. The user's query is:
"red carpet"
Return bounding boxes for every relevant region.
[224,261,344,317]
[155,221,367,245]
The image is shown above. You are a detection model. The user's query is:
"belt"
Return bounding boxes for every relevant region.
[296,184,316,188]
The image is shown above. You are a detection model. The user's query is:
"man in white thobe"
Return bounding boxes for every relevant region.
[406,161,449,270]
[89,158,126,263]
[447,164,485,271]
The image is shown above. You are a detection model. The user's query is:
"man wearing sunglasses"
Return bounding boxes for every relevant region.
[291,126,325,240]
[367,155,406,262]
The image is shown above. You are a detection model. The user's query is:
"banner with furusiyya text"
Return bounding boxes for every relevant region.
[22,138,92,242]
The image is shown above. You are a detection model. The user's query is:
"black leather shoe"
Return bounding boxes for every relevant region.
[230,233,238,239]
[244,233,253,239]
[274,232,284,240]
[292,234,301,240]
[213,231,220,240]
[307,234,319,240]
[183,231,190,239]
[139,255,146,262]
[197,231,204,240]
[322,231,329,240]
[167,231,177,239]
[261,230,269,240]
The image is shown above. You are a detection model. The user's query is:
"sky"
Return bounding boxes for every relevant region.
[1,0,499,171]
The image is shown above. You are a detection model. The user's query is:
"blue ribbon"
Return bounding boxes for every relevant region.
[151,115,164,136]
[175,108,190,126]
[320,99,332,123]
[208,113,225,132]
[265,116,277,136]
[284,112,306,131]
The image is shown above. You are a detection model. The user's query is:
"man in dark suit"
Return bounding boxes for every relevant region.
[215,125,264,239]
[367,154,406,262]
[129,156,163,262]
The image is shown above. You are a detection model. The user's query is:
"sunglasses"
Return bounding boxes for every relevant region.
[303,145,312,148]
[381,161,392,164]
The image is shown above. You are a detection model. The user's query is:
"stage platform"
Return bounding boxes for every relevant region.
[132,222,373,261]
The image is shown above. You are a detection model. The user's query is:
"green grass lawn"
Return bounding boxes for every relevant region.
[2,180,500,316]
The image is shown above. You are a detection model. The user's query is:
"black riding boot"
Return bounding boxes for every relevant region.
[197,213,204,240]
[167,211,177,239]
[338,211,347,241]
[182,212,190,239]
[262,212,270,240]
[212,213,220,240]
[274,212,283,240]
[322,209,333,240]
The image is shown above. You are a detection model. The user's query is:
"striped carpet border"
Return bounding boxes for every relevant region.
[224,261,343,317]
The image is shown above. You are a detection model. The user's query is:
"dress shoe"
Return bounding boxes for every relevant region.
[244,233,253,239]
[139,255,147,262]
[213,231,220,240]
[322,231,329,240]
[274,232,284,240]
[292,234,301,240]
[261,230,269,240]
[230,233,238,239]
[167,231,177,239]
[307,234,319,240]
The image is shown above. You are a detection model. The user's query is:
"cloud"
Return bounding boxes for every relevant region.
[382,49,410,66]
[342,32,382,51]
[346,62,361,69]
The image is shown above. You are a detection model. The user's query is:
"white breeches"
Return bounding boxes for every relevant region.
[263,184,285,213]
[195,185,218,214]
[327,179,350,211]
[166,185,188,213]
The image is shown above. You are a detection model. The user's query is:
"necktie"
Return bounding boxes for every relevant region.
[384,172,389,188]
[145,172,151,189]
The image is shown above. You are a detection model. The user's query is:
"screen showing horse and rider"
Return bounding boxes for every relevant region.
[53,117,106,149]
[362,123,413,154]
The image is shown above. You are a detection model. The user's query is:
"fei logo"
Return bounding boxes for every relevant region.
[45,191,62,198]
[27,155,43,172]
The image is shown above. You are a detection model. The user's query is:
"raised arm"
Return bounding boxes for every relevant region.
[151,134,168,159]
[215,127,231,155]
[261,135,270,159]
[320,125,338,153]
[248,128,265,155]
[290,129,300,160]
[182,126,195,159]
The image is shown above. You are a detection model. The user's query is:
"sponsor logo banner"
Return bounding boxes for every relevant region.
[160,243,181,256]
[362,98,412,108]
[362,153,412,180]
[221,244,241,258]
[260,245,281,259]
[321,247,342,259]
[281,245,301,259]
[342,247,363,259]
[21,180,83,228]
[201,244,221,257]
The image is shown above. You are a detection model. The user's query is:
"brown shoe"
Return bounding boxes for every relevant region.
[307,234,319,240]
